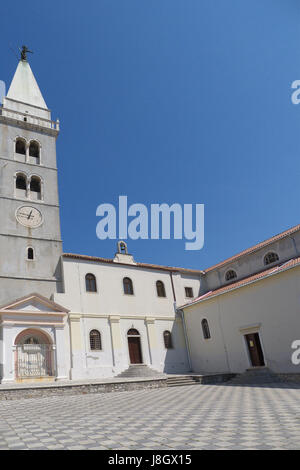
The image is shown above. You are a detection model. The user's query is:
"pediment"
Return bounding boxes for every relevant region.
[0,293,69,314]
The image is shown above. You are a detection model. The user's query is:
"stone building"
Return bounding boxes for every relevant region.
[0,54,299,384]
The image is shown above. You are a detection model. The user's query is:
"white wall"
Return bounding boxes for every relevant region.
[55,259,201,317]
[52,257,198,378]
[184,265,300,374]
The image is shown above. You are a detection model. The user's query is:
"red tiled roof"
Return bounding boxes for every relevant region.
[62,253,204,275]
[203,224,300,273]
[180,256,300,309]
[63,223,300,278]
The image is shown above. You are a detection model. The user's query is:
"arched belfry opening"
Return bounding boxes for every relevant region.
[118,240,128,254]
[29,176,42,200]
[15,138,26,155]
[29,141,40,164]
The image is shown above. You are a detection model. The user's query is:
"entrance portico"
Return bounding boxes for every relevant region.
[0,293,69,383]
[15,328,54,380]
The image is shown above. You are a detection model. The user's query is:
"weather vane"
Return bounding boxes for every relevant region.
[19,45,33,62]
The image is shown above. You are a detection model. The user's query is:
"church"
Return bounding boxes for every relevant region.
[0,51,299,384]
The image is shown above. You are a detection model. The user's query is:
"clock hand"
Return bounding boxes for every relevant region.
[28,210,33,219]
[19,212,31,217]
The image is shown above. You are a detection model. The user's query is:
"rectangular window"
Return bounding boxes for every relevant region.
[185,287,194,298]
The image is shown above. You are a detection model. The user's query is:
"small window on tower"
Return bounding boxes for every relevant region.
[27,248,34,260]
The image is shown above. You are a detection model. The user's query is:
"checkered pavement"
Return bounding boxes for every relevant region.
[0,382,299,449]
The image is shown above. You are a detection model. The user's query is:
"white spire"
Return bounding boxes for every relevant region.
[7,60,48,109]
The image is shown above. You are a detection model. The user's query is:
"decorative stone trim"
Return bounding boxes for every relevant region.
[239,323,261,335]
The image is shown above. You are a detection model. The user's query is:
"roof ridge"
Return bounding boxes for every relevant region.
[63,223,300,276]
[62,253,203,274]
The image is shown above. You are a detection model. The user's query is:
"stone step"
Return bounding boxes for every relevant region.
[168,384,198,388]
[168,382,199,387]
[167,378,195,383]
[166,376,198,387]
[167,380,195,385]
[117,365,165,378]
[228,367,283,385]
[244,367,277,376]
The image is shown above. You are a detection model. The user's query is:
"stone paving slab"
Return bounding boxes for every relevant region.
[0,382,300,449]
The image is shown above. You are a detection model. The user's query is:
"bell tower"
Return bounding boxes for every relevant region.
[0,48,63,304]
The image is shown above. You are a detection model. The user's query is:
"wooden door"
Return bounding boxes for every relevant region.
[245,333,265,367]
[128,337,142,364]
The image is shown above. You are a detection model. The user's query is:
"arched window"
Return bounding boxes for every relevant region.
[16,173,27,190]
[29,141,40,164]
[156,280,166,297]
[123,277,134,295]
[89,330,101,350]
[264,252,279,266]
[85,273,97,292]
[225,269,237,281]
[30,176,41,200]
[202,319,211,339]
[15,138,26,155]
[163,330,173,349]
[27,247,34,260]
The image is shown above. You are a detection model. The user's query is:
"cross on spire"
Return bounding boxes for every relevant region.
[20,45,33,62]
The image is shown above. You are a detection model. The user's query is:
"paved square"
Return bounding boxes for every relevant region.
[0,382,300,450]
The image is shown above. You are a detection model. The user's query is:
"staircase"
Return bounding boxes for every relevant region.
[117,364,166,379]
[166,375,199,387]
[227,367,283,385]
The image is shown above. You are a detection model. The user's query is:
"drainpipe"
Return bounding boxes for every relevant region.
[178,308,192,372]
[169,271,176,304]
[170,271,192,371]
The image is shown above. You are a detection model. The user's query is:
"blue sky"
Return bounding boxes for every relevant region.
[1,0,300,269]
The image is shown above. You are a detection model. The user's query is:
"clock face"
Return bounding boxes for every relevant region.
[16,206,43,228]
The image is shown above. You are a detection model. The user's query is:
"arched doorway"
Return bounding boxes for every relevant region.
[127,329,143,364]
[14,329,54,379]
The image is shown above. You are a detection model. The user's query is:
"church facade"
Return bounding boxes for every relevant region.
[0,55,299,384]
[181,225,300,376]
